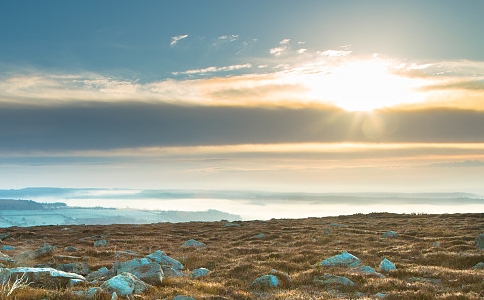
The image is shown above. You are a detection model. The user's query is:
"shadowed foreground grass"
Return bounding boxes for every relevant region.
[1,212,484,299]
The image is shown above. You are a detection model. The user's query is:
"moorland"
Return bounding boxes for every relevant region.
[1,212,484,299]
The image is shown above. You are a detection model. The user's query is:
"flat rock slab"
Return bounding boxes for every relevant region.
[0,267,85,289]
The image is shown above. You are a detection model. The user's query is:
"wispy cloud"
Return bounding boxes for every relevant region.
[269,38,291,57]
[170,34,189,46]
[319,49,353,57]
[218,34,239,42]
[172,63,252,76]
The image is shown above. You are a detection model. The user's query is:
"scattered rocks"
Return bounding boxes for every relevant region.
[182,239,206,248]
[101,272,151,297]
[382,230,397,238]
[472,262,484,269]
[319,251,361,268]
[192,267,210,278]
[315,273,355,286]
[475,233,484,250]
[113,258,163,286]
[94,239,108,247]
[0,267,85,289]
[378,258,397,273]
[251,274,280,289]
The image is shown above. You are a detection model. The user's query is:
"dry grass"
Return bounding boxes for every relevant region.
[1,213,484,299]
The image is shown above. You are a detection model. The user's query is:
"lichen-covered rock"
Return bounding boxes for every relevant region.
[146,250,184,270]
[251,274,280,288]
[101,272,151,297]
[378,258,397,273]
[315,273,354,286]
[192,267,210,278]
[0,267,85,289]
[113,258,163,286]
[182,239,206,248]
[382,230,397,238]
[475,233,484,250]
[319,251,361,268]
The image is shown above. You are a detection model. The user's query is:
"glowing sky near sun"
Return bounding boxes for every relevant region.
[0,1,484,198]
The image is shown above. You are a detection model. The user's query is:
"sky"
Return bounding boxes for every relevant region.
[1,1,484,198]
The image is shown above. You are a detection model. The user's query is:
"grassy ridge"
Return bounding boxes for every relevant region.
[1,212,484,299]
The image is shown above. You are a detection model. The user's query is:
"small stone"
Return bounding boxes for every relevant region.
[472,262,484,269]
[254,233,265,238]
[182,239,206,248]
[382,230,397,238]
[64,246,78,252]
[251,274,280,288]
[192,267,210,278]
[324,228,331,235]
[378,258,397,273]
[475,233,484,250]
[1,245,14,251]
[316,273,355,286]
[173,296,195,300]
[94,239,107,247]
[111,292,118,300]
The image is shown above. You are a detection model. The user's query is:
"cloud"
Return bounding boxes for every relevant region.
[319,49,353,57]
[218,34,239,42]
[297,48,307,54]
[269,38,291,57]
[172,63,252,76]
[170,34,189,46]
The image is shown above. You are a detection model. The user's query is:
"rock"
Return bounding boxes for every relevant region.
[162,266,185,277]
[269,269,294,287]
[223,222,241,227]
[64,246,78,252]
[315,273,355,286]
[0,233,9,240]
[86,287,103,298]
[111,291,118,300]
[375,292,387,298]
[324,228,331,235]
[0,267,85,289]
[475,233,484,250]
[254,233,265,238]
[319,251,361,268]
[1,245,14,251]
[16,245,55,262]
[431,241,440,247]
[382,230,397,238]
[114,250,139,258]
[192,267,210,278]
[0,252,14,263]
[101,272,151,297]
[355,265,385,278]
[250,274,280,289]
[56,262,90,276]
[182,239,206,248]
[68,278,84,287]
[378,258,397,273]
[86,266,110,282]
[146,250,184,270]
[173,296,195,300]
[472,262,484,269]
[94,239,108,247]
[113,258,163,286]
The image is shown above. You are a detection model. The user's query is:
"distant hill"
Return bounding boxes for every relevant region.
[0,199,44,210]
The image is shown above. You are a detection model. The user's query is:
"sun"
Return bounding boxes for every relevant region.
[304,58,425,111]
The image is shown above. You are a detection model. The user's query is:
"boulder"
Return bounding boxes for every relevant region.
[382,230,397,238]
[101,272,151,297]
[94,239,108,247]
[146,250,184,270]
[475,233,484,250]
[192,267,210,278]
[162,266,185,277]
[315,273,355,286]
[0,267,85,289]
[56,262,90,276]
[113,258,163,286]
[378,258,397,273]
[319,251,361,268]
[182,239,206,248]
[250,274,280,289]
